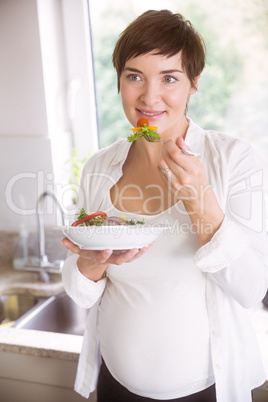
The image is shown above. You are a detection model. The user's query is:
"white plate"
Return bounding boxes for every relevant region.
[62,224,168,250]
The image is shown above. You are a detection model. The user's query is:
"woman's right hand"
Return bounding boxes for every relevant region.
[62,238,153,282]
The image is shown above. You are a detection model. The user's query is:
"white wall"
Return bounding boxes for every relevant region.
[0,0,68,233]
[0,0,48,136]
[0,0,54,232]
[0,0,99,233]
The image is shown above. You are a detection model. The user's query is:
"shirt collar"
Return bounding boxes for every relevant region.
[110,139,132,167]
[185,118,205,159]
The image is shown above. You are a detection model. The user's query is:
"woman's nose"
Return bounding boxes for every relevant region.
[140,81,160,105]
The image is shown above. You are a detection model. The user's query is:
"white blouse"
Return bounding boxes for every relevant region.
[97,203,214,399]
[62,119,268,402]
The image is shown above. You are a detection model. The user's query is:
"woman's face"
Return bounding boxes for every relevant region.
[120,51,199,138]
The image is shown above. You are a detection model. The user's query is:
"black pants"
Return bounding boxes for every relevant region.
[97,360,217,402]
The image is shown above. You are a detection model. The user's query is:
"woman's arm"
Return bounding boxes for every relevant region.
[61,240,153,308]
[61,253,107,308]
[159,136,225,244]
[195,216,268,308]
[194,142,268,308]
[159,136,268,308]
[61,146,153,307]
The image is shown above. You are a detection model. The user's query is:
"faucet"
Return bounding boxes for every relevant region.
[13,191,67,282]
[36,191,66,281]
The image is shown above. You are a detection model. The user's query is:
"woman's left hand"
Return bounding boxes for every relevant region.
[158,136,224,244]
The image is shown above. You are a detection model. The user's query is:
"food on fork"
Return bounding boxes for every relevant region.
[127,118,200,157]
[127,118,161,142]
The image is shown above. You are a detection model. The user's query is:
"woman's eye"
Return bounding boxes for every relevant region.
[128,74,141,81]
[164,76,176,83]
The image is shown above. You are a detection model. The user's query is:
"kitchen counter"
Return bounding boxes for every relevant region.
[0,268,64,297]
[0,327,82,361]
[0,264,267,389]
[0,232,94,401]
[0,262,80,362]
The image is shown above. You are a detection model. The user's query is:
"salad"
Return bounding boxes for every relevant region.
[71,208,145,227]
[127,118,161,143]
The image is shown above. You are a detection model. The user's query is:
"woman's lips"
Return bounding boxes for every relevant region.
[137,109,165,122]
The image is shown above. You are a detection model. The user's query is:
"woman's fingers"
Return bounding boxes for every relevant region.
[158,138,209,207]
[109,243,154,265]
[159,138,203,187]
[161,139,198,173]
[126,243,154,263]
[62,238,112,263]
[61,238,81,254]
[176,136,191,152]
[95,249,114,264]
[158,148,188,192]
[61,237,153,266]
[109,248,140,265]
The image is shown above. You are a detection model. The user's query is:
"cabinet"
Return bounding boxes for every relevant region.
[0,351,96,402]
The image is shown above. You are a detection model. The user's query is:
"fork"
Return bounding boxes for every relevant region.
[144,135,200,157]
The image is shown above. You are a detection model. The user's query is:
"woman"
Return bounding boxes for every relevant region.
[61,10,268,402]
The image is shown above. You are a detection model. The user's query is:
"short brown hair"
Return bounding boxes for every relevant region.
[112,10,206,91]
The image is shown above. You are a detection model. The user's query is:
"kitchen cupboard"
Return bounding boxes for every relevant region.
[253,385,268,402]
[0,351,96,402]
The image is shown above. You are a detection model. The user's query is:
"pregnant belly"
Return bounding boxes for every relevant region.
[98,284,213,398]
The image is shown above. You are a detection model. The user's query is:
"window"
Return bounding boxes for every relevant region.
[36,0,99,214]
[88,0,268,228]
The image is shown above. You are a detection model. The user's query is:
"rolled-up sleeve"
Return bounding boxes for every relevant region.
[194,140,268,308]
[194,217,251,272]
[62,254,107,308]
[194,216,268,308]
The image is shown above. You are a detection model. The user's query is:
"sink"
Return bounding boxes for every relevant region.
[0,294,41,326]
[13,293,88,335]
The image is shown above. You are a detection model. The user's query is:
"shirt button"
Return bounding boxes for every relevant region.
[211,331,220,337]
[208,298,215,305]
[215,364,221,370]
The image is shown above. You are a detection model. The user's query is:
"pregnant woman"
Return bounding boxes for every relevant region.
[61,10,268,402]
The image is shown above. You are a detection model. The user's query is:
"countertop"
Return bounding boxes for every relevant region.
[0,266,268,380]
[0,268,64,297]
[0,327,82,361]
[0,265,82,362]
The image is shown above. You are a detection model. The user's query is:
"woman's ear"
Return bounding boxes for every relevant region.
[189,75,201,95]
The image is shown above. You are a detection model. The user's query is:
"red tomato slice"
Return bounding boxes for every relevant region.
[137,118,149,127]
[71,211,107,227]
